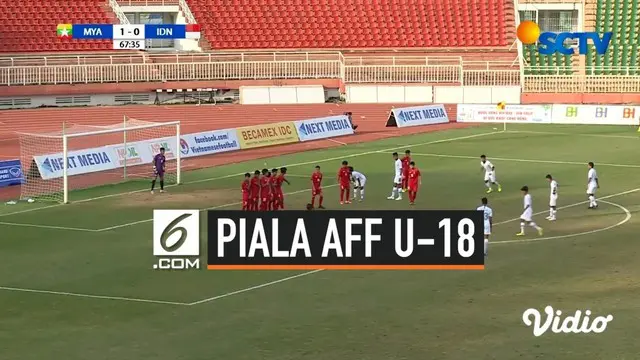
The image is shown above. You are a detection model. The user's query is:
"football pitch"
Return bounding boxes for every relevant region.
[1,124,640,360]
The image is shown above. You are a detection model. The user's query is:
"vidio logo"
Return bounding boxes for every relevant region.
[152,210,201,270]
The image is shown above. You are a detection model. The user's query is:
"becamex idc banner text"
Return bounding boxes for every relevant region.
[236,121,299,149]
[294,115,354,142]
[387,104,449,128]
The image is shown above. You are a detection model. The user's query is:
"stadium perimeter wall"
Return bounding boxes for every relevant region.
[0,103,464,201]
[522,93,640,104]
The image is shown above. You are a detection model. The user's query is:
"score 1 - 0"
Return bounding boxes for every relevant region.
[113,24,145,40]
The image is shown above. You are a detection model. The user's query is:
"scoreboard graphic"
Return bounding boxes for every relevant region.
[56,24,201,50]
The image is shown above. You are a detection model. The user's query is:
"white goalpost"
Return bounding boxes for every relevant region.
[18,117,181,203]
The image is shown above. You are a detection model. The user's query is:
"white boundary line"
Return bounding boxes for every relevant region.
[1,187,636,307]
[410,152,640,168]
[0,221,99,232]
[494,200,630,245]
[186,269,324,306]
[95,183,340,232]
[0,130,500,219]
[0,286,189,306]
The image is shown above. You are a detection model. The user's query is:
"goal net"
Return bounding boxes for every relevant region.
[18,117,181,203]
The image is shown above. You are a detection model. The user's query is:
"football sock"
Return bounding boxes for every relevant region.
[160,180,164,190]
[485,182,491,189]
[360,188,365,199]
[311,196,316,207]
[353,187,358,198]
[484,239,488,256]
[520,222,525,233]
[552,208,557,217]
[549,208,553,217]
[390,188,397,197]
[319,195,324,207]
[151,179,156,190]
[588,195,595,207]
[530,222,541,230]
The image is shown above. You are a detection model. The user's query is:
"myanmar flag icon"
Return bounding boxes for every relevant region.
[497,101,506,110]
[57,24,72,38]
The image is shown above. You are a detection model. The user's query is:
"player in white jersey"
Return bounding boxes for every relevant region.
[480,155,502,193]
[587,162,599,209]
[517,186,543,236]
[545,174,558,221]
[349,166,367,201]
[387,152,403,201]
[477,197,493,257]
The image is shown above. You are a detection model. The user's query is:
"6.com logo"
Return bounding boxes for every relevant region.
[152,209,201,270]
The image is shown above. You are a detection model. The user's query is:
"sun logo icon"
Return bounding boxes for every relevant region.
[517,20,541,45]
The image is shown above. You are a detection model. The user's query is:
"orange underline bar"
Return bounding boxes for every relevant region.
[207,265,485,270]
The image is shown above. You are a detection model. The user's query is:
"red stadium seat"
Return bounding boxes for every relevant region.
[0,0,113,52]
[186,0,513,50]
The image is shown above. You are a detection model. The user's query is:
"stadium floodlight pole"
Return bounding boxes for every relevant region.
[62,122,69,204]
[123,115,127,180]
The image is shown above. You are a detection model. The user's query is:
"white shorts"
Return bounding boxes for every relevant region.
[587,183,597,195]
[549,195,558,207]
[484,225,491,236]
[354,179,366,188]
[393,175,402,184]
[484,171,496,183]
[520,209,533,222]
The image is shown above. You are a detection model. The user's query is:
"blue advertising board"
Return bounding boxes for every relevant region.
[0,159,24,188]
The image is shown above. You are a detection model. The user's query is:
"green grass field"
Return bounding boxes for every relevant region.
[2,124,640,360]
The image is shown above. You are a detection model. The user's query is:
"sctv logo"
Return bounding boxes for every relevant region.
[517,20,613,55]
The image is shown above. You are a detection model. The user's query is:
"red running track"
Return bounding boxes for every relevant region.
[0,103,469,200]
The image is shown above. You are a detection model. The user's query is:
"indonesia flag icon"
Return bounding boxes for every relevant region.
[186,24,201,39]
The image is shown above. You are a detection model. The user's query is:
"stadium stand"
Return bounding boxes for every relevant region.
[0,0,115,52]
[523,0,640,76]
[187,0,513,49]
[587,0,640,75]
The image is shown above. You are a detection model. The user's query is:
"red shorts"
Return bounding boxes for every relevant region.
[340,183,350,190]
[408,183,419,192]
[312,187,323,196]
[251,197,259,203]
[261,195,269,203]
[276,190,283,199]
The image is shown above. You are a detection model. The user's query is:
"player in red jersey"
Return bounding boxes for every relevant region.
[272,167,290,210]
[259,168,272,211]
[310,165,325,209]
[241,172,251,210]
[249,170,261,211]
[401,150,411,192]
[267,169,277,210]
[337,160,352,204]
[407,161,422,205]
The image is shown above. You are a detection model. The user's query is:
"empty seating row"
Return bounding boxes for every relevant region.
[186,0,514,49]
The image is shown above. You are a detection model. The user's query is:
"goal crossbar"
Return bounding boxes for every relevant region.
[16,121,181,139]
